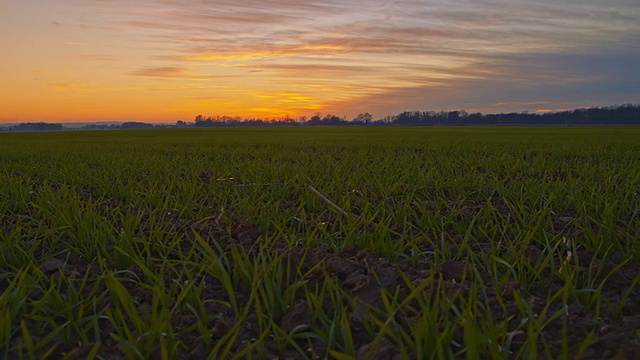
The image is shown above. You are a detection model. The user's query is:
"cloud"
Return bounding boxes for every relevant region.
[72,54,120,61]
[62,0,640,64]
[48,83,87,90]
[51,0,640,117]
[320,35,640,117]
[129,66,189,78]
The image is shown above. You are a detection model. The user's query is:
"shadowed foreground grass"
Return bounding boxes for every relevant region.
[0,127,639,359]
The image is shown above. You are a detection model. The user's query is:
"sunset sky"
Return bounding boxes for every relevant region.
[1,0,639,123]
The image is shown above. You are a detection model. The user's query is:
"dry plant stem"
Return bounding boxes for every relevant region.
[559,237,573,272]
[565,237,573,263]
[238,183,275,187]
[308,185,359,220]
[192,207,225,227]
[192,216,216,226]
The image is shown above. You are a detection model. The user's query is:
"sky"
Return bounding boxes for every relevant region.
[1,0,639,123]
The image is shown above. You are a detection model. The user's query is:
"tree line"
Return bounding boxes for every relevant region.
[190,104,640,127]
[0,121,161,132]
[189,113,372,127]
[385,104,640,126]
[2,122,65,132]
[2,104,639,132]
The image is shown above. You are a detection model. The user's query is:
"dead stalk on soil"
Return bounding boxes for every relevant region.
[559,236,573,272]
[308,185,359,221]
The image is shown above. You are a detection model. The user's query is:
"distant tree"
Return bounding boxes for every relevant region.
[194,115,205,127]
[11,122,63,131]
[321,114,344,125]
[121,121,153,129]
[354,113,372,125]
[308,113,322,125]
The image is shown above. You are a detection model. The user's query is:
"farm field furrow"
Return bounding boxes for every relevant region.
[1,127,639,359]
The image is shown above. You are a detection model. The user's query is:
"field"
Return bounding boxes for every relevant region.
[1,127,639,359]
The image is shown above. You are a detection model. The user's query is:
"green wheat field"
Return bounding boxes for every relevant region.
[1,127,639,359]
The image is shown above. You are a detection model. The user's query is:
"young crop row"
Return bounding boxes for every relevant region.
[0,127,638,359]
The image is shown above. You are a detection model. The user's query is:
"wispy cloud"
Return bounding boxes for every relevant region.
[48,82,87,90]
[129,66,190,78]
[72,54,120,61]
